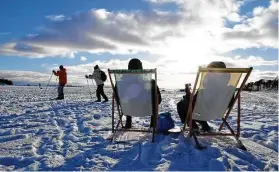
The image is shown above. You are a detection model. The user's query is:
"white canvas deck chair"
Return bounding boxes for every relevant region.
[183,67,253,150]
[108,69,159,143]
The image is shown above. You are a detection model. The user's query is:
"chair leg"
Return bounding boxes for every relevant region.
[152,128,155,143]
[119,113,124,128]
[110,119,121,142]
[236,139,247,151]
[222,119,247,151]
[191,131,206,150]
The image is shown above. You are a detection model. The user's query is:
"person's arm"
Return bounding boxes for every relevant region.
[92,71,99,79]
[52,70,58,76]
[156,85,162,105]
[151,80,162,105]
[88,74,94,79]
[114,84,120,105]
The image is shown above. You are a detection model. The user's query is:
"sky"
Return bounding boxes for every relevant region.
[0,0,278,88]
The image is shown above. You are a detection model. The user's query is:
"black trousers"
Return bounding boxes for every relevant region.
[58,84,65,98]
[125,114,155,128]
[191,120,211,131]
[96,84,108,101]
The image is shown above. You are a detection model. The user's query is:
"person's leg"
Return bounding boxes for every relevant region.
[99,84,108,101]
[150,115,155,128]
[57,85,60,98]
[190,120,199,129]
[96,85,101,101]
[57,85,62,99]
[60,84,64,99]
[125,116,132,128]
[195,120,211,132]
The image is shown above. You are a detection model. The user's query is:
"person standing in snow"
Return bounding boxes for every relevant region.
[85,65,108,103]
[53,65,67,100]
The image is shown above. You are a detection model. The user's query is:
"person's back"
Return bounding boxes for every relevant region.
[193,72,235,121]
[114,58,162,128]
[116,74,153,117]
[56,67,67,85]
[177,61,231,132]
[92,67,104,86]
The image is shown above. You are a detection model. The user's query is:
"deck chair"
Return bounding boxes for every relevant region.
[108,69,159,143]
[183,67,253,150]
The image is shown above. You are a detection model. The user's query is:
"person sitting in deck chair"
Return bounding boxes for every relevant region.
[115,58,162,129]
[177,61,234,132]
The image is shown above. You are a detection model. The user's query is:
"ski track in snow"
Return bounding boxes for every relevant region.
[0,86,278,171]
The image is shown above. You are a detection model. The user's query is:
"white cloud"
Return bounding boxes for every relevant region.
[0,0,277,59]
[1,54,276,88]
[145,0,180,4]
[45,14,66,21]
[1,53,276,88]
[223,0,278,49]
[0,0,277,88]
[226,12,244,22]
[80,56,87,61]
[0,32,11,36]
[253,6,265,16]
[249,70,278,81]
[0,70,52,84]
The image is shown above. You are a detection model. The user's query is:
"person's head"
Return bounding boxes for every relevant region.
[203,61,230,88]
[128,58,143,70]
[59,65,64,70]
[207,61,226,68]
[94,65,99,70]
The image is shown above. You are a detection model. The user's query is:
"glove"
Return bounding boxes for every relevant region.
[85,75,88,78]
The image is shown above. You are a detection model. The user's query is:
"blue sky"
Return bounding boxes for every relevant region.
[0,0,278,87]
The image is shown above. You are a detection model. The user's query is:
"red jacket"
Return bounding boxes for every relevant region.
[54,68,67,85]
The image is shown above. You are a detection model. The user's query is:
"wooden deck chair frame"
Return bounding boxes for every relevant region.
[108,69,159,143]
[183,67,253,150]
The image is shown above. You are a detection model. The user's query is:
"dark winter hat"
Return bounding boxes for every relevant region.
[207,61,226,68]
[59,65,64,70]
[128,58,143,70]
[94,65,99,70]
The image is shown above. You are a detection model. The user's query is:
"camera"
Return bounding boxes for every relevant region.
[185,83,191,88]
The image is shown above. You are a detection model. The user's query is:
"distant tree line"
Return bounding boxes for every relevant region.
[0,78,13,85]
[244,77,278,91]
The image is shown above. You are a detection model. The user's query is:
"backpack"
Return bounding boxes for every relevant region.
[157,112,175,132]
[100,70,107,82]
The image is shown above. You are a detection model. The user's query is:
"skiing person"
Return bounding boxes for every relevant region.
[39,83,42,89]
[85,65,108,103]
[52,65,67,100]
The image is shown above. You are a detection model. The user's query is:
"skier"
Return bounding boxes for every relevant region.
[52,65,67,100]
[85,65,108,103]
[39,83,42,89]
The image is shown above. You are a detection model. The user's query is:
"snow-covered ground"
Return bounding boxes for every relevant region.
[0,86,278,171]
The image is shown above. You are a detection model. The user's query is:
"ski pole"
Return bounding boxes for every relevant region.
[43,72,53,96]
[86,78,93,99]
[91,79,95,88]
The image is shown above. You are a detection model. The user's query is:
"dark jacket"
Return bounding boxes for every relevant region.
[177,91,234,124]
